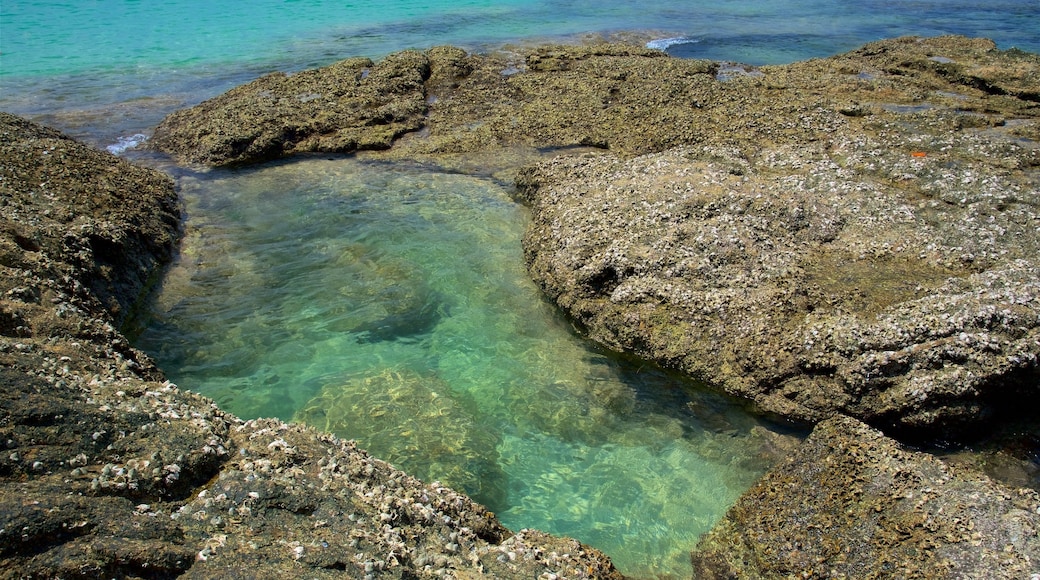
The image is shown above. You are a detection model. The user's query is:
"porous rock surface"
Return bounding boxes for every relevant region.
[0,112,620,578]
[150,50,432,166]
[516,36,1040,438]
[151,43,723,167]
[692,415,1040,579]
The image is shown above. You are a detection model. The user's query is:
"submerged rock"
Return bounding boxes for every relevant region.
[0,114,622,578]
[295,368,509,511]
[691,415,1040,579]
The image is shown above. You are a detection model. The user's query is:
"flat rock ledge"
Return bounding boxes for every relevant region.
[0,112,620,578]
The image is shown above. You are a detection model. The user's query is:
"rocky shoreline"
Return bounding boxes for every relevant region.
[4,35,1040,577]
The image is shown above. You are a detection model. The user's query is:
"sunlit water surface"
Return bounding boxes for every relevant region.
[134,157,793,578]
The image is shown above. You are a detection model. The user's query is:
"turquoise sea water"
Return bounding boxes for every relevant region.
[4,1,1040,578]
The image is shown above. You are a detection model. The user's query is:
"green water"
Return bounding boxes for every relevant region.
[136,156,789,578]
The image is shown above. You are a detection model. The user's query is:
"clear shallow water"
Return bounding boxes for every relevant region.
[133,157,789,578]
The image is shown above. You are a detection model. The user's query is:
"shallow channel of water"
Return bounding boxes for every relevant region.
[134,155,793,578]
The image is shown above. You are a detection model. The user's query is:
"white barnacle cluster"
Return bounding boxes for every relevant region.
[30,342,122,393]
[163,462,181,485]
[200,434,227,456]
[195,533,228,562]
[266,437,297,455]
[88,455,165,491]
[177,483,258,524]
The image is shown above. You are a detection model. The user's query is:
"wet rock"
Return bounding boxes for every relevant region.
[0,114,621,578]
[691,415,1040,579]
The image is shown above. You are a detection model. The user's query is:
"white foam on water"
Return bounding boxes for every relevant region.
[646,36,699,51]
[106,133,147,155]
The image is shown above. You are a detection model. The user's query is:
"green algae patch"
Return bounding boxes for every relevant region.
[803,250,968,317]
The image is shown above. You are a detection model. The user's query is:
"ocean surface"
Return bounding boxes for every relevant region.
[4,1,1040,578]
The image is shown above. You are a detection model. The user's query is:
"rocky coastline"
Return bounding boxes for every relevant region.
[4,34,1040,577]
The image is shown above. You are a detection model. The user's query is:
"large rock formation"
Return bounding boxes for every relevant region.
[151,43,724,167]
[516,36,1040,439]
[0,112,620,578]
[150,50,432,166]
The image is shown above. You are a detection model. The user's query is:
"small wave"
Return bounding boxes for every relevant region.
[715,64,765,82]
[645,36,699,51]
[106,133,147,155]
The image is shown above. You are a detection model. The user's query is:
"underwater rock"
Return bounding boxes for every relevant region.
[351,287,447,343]
[295,368,509,511]
[691,415,1040,579]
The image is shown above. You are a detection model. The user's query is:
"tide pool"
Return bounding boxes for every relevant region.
[132,157,792,578]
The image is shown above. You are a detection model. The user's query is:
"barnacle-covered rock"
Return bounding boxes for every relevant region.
[518,36,1040,440]
[691,416,1040,579]
[151,51,433,166]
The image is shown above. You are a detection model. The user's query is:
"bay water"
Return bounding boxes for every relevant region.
[4,1,1039,577]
